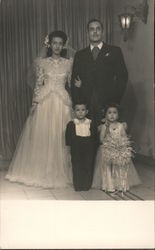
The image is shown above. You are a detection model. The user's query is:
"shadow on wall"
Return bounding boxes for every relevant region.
[120,80,137,133]
[120,80,154,157]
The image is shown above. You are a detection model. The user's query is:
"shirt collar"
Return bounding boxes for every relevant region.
[73,118,91,125]
[90,42,103,51]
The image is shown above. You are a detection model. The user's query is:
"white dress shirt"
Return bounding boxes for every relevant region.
[90,42,103,51]
[73,118,91,137]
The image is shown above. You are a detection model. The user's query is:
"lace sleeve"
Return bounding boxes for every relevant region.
[120,122,128,137]
[32,59,44,104]
[33,59,58,104]
[99,124,107,142]
[67,58,73,87]
[122,122,127,130]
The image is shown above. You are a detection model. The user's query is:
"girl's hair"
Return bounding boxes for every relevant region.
[104,103,120,117]
[46,30,67,57]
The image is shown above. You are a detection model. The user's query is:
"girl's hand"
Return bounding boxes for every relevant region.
[104,119,110,127]
[74,75,82,88]
[101,118,106,124]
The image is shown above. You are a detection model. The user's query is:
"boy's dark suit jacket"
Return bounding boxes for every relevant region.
[71,42,128,119]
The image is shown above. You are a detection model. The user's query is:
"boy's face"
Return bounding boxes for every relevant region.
[106,107,118,122]
[74,104,88,120]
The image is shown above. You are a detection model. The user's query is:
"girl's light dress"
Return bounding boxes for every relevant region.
[6,57,73,188]
[92,122,141,192]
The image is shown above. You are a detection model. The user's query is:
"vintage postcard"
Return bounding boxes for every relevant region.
[0,0,154,248]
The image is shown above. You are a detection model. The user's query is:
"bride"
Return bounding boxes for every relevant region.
[6,30,73,188]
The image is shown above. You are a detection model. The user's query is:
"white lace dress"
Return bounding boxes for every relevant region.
[6,57,73,188]
[92,122,141,192]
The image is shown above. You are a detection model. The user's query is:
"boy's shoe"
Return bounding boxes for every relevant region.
[75,187,90,191]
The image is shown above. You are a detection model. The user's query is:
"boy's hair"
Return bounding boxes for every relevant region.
[73,102,88,110]
[103,103,120,117]
[87,18,103,31]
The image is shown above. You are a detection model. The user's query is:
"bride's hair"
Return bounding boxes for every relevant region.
[46,30,68,57]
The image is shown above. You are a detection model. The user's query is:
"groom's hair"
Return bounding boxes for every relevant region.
[87,18,103,30]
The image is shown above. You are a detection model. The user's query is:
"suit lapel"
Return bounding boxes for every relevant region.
[86,42,110,63]
[96,42,110,62]
[85,46,94,63]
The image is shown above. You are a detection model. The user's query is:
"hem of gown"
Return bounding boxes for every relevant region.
[92,181,142,191]
[5,175,72,189]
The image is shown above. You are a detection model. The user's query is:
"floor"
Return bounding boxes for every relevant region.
[0,160,154,200]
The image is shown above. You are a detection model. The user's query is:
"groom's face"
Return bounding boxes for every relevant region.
[88,21,103,43]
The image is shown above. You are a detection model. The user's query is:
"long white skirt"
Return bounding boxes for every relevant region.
[6,91,73,188]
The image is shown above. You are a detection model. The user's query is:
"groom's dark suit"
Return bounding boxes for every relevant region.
[71,42,128,123]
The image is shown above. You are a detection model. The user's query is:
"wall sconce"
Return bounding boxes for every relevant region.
[118,0,149,42]
[119,13,134,41]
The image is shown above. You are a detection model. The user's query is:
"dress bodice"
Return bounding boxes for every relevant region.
[108,123,124,139]
[33,57,73,106]
[39,57,72,88]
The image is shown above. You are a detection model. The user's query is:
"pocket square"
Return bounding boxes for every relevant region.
[105,52,110,57]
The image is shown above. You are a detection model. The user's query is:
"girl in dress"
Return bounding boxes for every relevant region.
[92,103,141,193]
[6,31,73,188]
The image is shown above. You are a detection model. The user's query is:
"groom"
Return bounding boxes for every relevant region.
[71,18,128,125]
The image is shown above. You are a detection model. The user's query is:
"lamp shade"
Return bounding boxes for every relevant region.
[119,13,133,30]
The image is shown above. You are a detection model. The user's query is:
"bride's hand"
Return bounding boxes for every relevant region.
[30,102,38,115]
[74,75,82,88]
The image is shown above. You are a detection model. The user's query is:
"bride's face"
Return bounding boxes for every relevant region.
[50,37,64,56]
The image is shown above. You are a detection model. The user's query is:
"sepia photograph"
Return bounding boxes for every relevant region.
[0,0,154,248]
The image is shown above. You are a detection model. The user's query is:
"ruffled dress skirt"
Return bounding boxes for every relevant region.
[92,135,141,191]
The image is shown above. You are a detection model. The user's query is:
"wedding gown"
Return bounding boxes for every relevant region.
[6,57,73,188]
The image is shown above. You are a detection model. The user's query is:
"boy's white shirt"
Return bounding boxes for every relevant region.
[73,118,91,137]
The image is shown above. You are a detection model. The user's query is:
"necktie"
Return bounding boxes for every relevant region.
[92,46,100,60]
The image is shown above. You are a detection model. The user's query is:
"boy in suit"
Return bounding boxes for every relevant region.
[65,102,97,191]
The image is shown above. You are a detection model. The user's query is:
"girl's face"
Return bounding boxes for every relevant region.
[50,37,64,56]
[106,107,118,122]
[74,104,88,120]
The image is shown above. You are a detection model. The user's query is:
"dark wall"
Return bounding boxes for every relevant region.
[112,0,154,157]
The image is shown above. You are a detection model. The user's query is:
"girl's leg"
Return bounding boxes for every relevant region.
[111,166,129,194]
[101,163,115,192]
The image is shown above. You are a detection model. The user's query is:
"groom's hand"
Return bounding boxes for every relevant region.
[74,75,82,88]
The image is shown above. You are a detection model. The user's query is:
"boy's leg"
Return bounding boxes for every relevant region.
[72,159,84,191]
